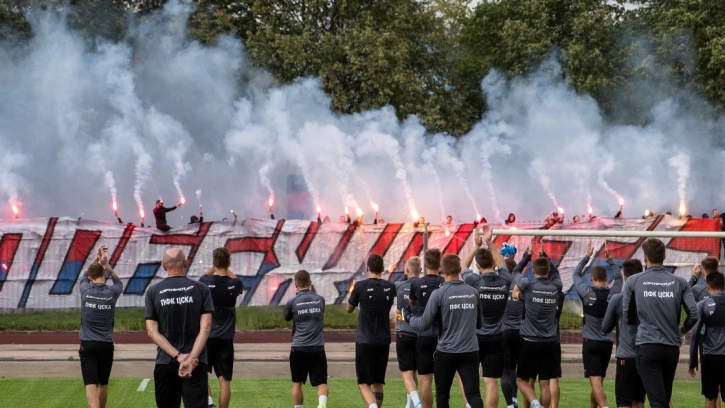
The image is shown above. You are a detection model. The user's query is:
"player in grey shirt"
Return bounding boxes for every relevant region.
[572,241,623,408]
[284,270,328,408]
[403,253,483,408]
[689,256,720,302]
[689,272,725,407]
[602,259,645,408]
[622,238,698,408]
[78,246,123,408]
[512,238,563,408]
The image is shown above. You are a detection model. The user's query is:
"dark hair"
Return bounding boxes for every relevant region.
[706,272,725,291]
[294,269,311,288]
[475,248,494,270]
[703,213,710,218]
[213,247,231,268]
[505,258,516,273]
[590,266,607,282]
[508,213,515,221]
[190,215,199,223]
[622,259,643,278]
[642,238,666,264]
[440,254,461,276]
[532,257,550,276]
[424,248,441,270]
[367,254,384,274]
[88,263,105,280]
[702,256,719,274]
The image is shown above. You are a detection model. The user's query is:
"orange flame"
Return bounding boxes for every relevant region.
[476,214,482,223]
[679,203,686,216]
[411,209,419,221]
[11,205,18,215]
[558,207,565,214]
[112,201,117,212]
[619,197,624,206]
[356,208,363,217]
[588,207,593,215]
[316,205,321,214]
[268,197,274,207]
[180,196,186,204]
[140,208,145,219]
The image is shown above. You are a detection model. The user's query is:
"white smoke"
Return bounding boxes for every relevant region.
[0,2,722,222]
[668,152,691,211]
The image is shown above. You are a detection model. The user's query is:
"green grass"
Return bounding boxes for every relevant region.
[0,378,703,407]
[0,305,360,331]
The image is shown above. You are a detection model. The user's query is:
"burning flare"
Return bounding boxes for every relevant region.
[11,205,19,218]
[180,195,186,205]
[588,207,593,215]
[644,209,649,217]
[316,205,322,214]
[356,208,363,217]
[558,207,565,214]
[679,203,686,216]
[345,206,349,215]
[139,208,145,219]
[619,197,624,206]
[268,197,274,208]
[476,214,482,223]
[411,209,419,221]
[112,201,118,212]
[372,203,379,213]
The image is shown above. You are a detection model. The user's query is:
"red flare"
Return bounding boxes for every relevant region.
[139,208,145,219]
[411,209,419,221]
[588,207,593,215]
[11,205,18,216]
[1,263,7,270]
[180,196,186,205]
[316,205,321,214]
[476,214,482,223]
[372,203,379,213]
[345,206,349,215]
[679,203,686,216]
[558,207,565,214]
[619,197,624,206]
[112,201,117,212]
[356,208,363,217]
[268,197,274,207]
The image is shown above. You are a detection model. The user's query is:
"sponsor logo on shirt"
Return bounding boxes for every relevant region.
[642,281,675,287]
[449,294,476,299]
[297,300,322,306]
[159,286,195,294]
[86,295,113,301]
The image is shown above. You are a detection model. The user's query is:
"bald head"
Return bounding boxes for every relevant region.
[163,248,187,275]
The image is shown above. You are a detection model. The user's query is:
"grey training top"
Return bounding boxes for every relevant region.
[690,292,725,369]
[688,275,710,303]
[409,274,445,337]
[348,278,396,345]
[198,275,244,339]
[79,271,123,343]
[572,256,623,342]
[394,277,417,336]
[602,293,637,358]
[513,253,563,342]
[144,277,215,364]
[622,266,698,347]
[283,289,326,349]
[462,266,512,336]
[409,280,483,354]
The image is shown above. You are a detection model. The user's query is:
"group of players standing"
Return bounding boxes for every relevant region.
[75,225,725,408]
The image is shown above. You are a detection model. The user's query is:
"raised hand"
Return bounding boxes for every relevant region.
[526,237,534,255]
[586,240,594,257]
[604,242,610,259]
[480,225,493,243]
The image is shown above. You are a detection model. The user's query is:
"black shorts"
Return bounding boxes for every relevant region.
[701,354,725,401]
[396,333,417,372]
[154,363,208,408]
[290,347,328,386]
[517,340,558,381]
[79,341,114,386]
[355,343,389,385]
[478,334,505,378]
[582,339,613,378]
[503,330,522,369]
[207,338,234,380]
[615,357,645,406]
[416,336,437,375]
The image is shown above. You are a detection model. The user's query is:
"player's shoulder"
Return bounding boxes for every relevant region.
[609,292,623,304]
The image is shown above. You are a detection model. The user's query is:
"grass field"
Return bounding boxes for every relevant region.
[0,306,586,332]
[0,378,703,407]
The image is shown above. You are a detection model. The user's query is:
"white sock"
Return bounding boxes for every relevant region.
[507,405,515,408]
[319,395,328,405]
[466,404,472,408]
[531,400,543,408]
[295,405,304,408]
[410,391,421,407]
[208,396,214,405]
[369,404,379,408]
[512,397,518,403]
[406,394,412,408]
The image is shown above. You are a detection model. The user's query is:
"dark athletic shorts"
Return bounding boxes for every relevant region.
[517,340,558,381]
[582,339,613,378]
[79,341,114,386]
[355,343,389,385]
[154,362,208,408]
[396,333,417,372]
[701,354,725,401]
[207,338,234,380]
[416,336,437,375]
[478,334,505,378]
[615,357,645,407]
[290,347,328,386]
[503,330,522,369]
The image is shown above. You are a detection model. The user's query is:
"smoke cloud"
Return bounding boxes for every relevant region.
[0,2,723,223]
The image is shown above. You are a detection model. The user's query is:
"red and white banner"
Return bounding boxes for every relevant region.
[0,216,720,309]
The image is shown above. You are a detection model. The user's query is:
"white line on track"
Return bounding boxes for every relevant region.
[137,378,150,392]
